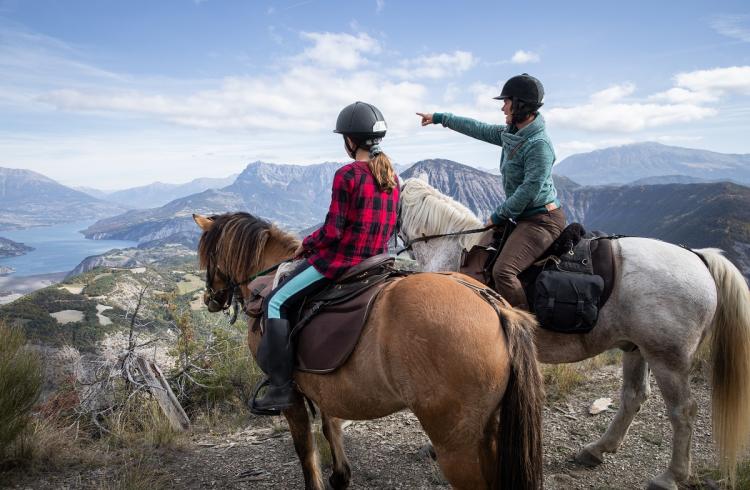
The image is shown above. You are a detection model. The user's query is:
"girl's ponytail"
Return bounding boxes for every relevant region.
[368,152,398,192]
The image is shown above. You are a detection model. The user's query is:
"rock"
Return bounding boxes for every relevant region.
[589,397,613,415]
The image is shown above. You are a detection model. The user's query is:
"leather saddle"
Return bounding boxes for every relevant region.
[460,223,618,330]
[244,254,409,373]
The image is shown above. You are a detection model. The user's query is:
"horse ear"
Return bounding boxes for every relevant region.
[193,214,214,231]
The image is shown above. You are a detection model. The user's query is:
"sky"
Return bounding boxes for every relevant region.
[1,0,749,189]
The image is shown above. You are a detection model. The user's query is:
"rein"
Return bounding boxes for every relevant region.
[397,225,493,255]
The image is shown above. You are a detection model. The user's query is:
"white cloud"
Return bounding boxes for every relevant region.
[299,31,381,70]
[546,82,717,132]
[391,50,476,79]
[655,135,704,144]
[674,65,750,96]
[376,0,385,13]
[511,50,540,64]
[38,66,427,134]
[711,14,750,42]
[547,101,715,132]
[589,83,635,103]
[556,138,635,158]
[649,87,719,104]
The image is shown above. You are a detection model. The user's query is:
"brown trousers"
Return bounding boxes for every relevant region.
[492,208,567,309]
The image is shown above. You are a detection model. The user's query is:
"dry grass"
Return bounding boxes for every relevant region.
[692,459,750,489]
[0,322,43,469]
[96,453,171,490]
[2,394,187,487]
[543,349,622,403]
[104,398,188,451]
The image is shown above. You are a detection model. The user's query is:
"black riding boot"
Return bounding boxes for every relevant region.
[250,318,295,415]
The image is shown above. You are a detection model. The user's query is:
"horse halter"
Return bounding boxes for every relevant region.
[204,252,240,315]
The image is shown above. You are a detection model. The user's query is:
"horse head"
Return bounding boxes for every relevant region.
[193,212,298,312]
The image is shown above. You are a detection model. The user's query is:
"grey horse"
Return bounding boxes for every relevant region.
[398,177,750,489]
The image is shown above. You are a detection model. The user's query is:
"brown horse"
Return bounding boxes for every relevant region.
[193,212,544,489]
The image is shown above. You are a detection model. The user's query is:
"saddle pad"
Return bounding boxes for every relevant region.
[590,238,616,307]
[273,259,304,289]
[294,279,392,373]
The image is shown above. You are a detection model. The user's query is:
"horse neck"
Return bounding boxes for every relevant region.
[260,231,299,269]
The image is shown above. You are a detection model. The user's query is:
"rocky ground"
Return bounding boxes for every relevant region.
[4,362,724,490]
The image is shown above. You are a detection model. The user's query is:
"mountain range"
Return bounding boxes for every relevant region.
[554,142,750,186]
[4,142,750,278]
[0,168,127,230]
[77,175,238,209]
[81,162,343,247]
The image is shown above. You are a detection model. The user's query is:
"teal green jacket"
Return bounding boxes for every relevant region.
[432,112,559,223]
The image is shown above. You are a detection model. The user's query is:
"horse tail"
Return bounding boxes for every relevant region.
[696,248,750,485]
[492,307,544,490]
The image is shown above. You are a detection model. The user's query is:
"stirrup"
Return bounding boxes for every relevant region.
[249,377,282,416]
[249,377,295,416]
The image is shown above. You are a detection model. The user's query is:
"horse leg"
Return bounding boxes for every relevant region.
[284,392,325,490]
[645,361,697,490]
[414,408,492,489]
[576,349,651,466]
[321,414,351,489]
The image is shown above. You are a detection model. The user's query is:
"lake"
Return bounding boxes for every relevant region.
[0,220,138,276]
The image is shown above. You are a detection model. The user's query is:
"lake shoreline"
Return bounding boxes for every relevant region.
[0,271,69,305]
[0,219,138,277]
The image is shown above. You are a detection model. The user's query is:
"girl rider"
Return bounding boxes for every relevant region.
[252,101,400,414]
[417,74,566,310]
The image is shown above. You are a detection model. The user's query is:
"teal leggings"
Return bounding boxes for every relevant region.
[266,262,330,320]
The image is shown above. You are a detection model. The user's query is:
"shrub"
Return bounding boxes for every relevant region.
[82,273,117,296]
[0,322,43,467]
[173,326,263,412]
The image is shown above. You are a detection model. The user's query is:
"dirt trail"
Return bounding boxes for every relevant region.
[6,364,719,489]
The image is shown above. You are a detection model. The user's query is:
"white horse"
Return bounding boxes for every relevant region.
[398,177,750,490]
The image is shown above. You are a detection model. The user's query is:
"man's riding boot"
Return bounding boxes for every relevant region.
[251,318,295,415]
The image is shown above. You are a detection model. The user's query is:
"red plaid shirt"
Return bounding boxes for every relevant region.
[302,161,399,280]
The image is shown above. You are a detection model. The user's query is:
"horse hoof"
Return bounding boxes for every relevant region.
[574,445,603,467]
[418,443,437,461]
[646,471,678,490]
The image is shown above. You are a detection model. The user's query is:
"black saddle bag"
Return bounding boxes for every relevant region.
[532,236,606,334]
[533,270,604,334]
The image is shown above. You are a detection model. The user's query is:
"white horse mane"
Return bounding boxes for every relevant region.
[400,177,484,250]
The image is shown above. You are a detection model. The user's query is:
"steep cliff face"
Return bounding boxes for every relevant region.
[401,159,581,221]
[401,159,506,220]
[223,161,341,229]
[0,167,126,230]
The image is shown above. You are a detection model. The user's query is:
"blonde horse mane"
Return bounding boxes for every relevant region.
[400,177,484,250]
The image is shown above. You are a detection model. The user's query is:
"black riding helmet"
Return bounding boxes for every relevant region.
[335,101,387,158]
[494,73,545,106]
[334,101,387,139]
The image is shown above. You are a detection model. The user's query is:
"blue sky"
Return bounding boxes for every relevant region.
[1,0,749,188]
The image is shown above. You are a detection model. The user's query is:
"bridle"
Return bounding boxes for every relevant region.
[203,252,283,324]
